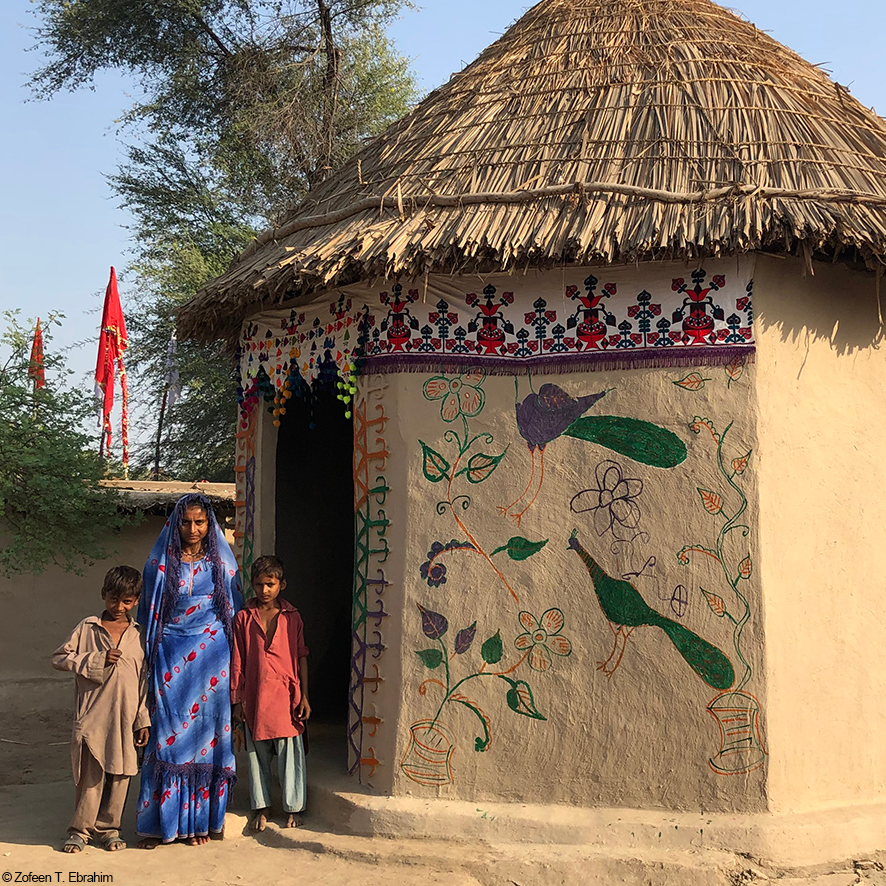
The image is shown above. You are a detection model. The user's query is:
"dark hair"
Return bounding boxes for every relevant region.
[154,494,234,664]
[102,565,143,599]
[251,555,285,583]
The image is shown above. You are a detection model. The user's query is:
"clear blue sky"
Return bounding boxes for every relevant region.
[1,0,884,383]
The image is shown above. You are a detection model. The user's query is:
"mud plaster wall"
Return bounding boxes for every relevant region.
[0,517,166,785]
[383,361,765,813]
[755,256,886,814]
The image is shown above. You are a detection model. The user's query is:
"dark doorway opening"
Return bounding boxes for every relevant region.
[275,380,353,733]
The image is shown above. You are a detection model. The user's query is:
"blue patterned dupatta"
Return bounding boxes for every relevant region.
[136,494,243,842]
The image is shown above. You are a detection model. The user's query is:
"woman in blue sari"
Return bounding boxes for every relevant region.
[136,494,243,847]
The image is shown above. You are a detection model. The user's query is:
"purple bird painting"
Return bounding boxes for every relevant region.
[499,382,608,525]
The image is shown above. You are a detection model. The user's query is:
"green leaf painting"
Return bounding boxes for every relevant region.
[463,450,506,484]
[501,678,546,720]
[481,630,503,664]
[419,440,450,482]
[415,648,444,669]
[491,536,549,561]
[563,415,687,468]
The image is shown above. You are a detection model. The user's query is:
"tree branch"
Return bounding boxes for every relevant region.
[316,0,341,184]
[190,12,234,58]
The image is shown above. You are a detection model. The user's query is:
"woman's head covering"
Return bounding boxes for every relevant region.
[140,493,241,666]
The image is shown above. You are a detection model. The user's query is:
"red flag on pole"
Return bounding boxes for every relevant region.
[28,318,45,390]
[94,267,130,474]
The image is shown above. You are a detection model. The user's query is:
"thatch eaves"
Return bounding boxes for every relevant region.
[180,0,886,343]
[99,480,236,516]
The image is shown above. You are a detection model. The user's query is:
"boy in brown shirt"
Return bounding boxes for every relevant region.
[51,566,151,852]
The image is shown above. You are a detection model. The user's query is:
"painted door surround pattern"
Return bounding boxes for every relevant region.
[349,378,392,784]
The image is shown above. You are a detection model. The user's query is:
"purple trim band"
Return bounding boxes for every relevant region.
[359,345,755,376]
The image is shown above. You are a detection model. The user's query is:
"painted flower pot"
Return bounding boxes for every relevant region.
[386,321,411,351]
[707,691,767,775]
[400,720,455,786]
[477,322,506,354]
[577,318,607,350]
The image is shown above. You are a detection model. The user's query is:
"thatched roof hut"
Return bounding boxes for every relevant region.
[181,0,886,344]
[177,1,886,864]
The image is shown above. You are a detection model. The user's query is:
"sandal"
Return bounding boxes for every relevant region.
[99,832,126,851]
[63,834,87,853]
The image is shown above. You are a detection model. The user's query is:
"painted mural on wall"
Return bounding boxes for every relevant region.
[238,260,762,796]
[399,361,728,786]
[551,351,764,779]
[401,370,569,785]
[349,378,391,783]
[672,355,766,775]
[234,261,755,420]
[397,309,762,788]
[232,408,257,598]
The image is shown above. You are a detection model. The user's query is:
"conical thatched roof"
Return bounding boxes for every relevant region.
[181,0,886,342]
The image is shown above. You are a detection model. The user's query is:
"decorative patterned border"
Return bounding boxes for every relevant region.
[361,345,755,377]
[236,262,755,418]
[349,379,391,781]
[233,408,257,598]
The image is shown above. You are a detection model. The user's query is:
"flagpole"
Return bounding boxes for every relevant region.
[119,359,130,480]
[153,388,168,481]
[153,331,179,480]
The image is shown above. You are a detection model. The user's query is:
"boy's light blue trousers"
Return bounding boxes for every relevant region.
[244,725,306,813]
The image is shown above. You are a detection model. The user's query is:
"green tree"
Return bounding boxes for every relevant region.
[29,0,418,479]
[0,312,135,576]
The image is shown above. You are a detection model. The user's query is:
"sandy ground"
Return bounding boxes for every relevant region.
[5,780,886,886]
[4,692,886,886]
[0,781,483,886]
[0,685,483,884]
[0,679,71,787]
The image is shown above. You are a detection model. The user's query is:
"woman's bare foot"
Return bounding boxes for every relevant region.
[285,813,302,828]
[250,810,269,832]
[185,835,210,846]
[136,838,160,850]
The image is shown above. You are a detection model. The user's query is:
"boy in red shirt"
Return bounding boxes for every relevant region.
[230,555,310,830]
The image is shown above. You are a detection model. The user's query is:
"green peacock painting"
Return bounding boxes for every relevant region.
[568,530,734,690]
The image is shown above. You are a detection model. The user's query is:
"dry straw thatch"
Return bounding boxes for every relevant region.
[181,0,886,342]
